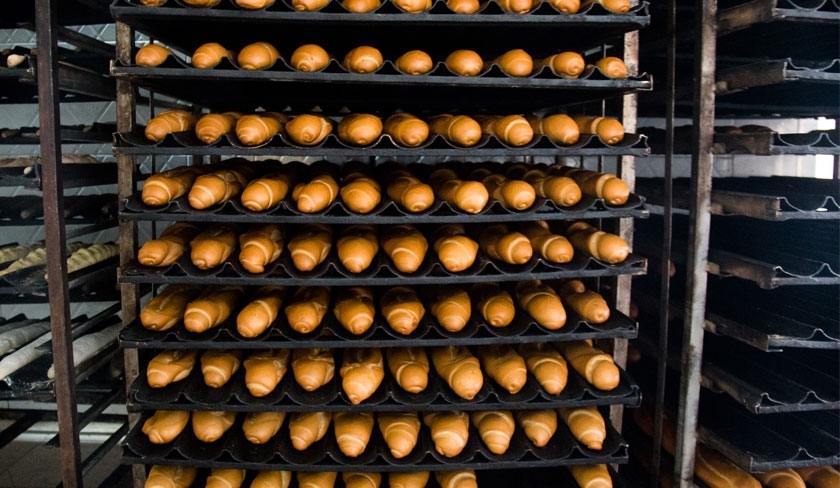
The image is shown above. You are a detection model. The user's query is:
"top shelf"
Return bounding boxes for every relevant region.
[1,0,113,28]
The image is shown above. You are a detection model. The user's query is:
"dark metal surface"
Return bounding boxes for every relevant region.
[1,0,112,27]
[644,127,840,156]
[0,124,115,145]
[0,411,46,449]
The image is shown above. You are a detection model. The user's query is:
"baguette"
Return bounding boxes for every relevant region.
[557,280,610,324]
[284,286,330,334]
[338,114,383,146]
[569,464,612,488]
[0,243,80,277]
[243,349,291,397]
[288,411,332,450]
[380,287,425,335]
[394,51,433,74]
[433,223,479,272]
[444,50,483,77]
[429,168,488,213]
[291,348,335,391]
[430,345,483,400]
[287,223,332,271]
[135,44,171,67]
[522,168,582,207]
[558,406,606,450]
[192,42,231,69]
[552,166,630,206]
[580,0,629,13]
[141,166,204,206]
[237,41,280,70]
[385,170,435,212]
[195,112,241,144]
[192,410,236,443]
[206,469,246,488]
[471,410,515,454]
[565,221,629,264]
[380,224,428,273]
[242,411,286,444]
[188,168,250,209]
[297,472,337,488]
[343,46,383,73]
[492,49,533,77]
[535,52,585,78]
[378,412,421,458]
[340,347,385,404]
[251,471,292,488]
[142,410,190,444]
[239,223,284,274]
[527,114,580,145]
[572,115,625,145]
[235,112,288,146]
[145,110,196,142]
[340,172,381,213]
[384,113,430,146]
[334,411,374,457]
[0,243,39,265]
[240,171,293,212]
[695,443,761,488]
[144,465,197,488]
[140,284,201,331]
[479,224,533,264]
[200,349,242,388]
[138,222,200,267]
[446,0,479,12]
[521,221,574,264]
[236,285,286,338]
[755,469,806,488]
[430,286,471,332]
[477,114,534,147]
[386,346,429,393]
[285,114,333,146]
[292,174,340,213]
[517,342,568,395]
[146,349,198,388]
[473,283,515,327]
[183,285,243,333]
[428,114,482,147]
[595,56,628,79]
[337,225,379,273]
[435,471,477,488]
[515,280,567,330]
[343,473,381,488]
[61,243,118,276]
[515,409,557,447]
[481,173,536,210]
[333,287,376,335]
[290,44,330,72]
[795,466,840,488]
[423,411,470,457]
[477,344,528,394]
[555,341,619,391]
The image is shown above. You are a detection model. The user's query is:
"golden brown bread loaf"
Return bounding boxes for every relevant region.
[552,166,630,206]
[237,41,280,70]
[340,347,385,403]
[433,223,479,272]
[380,224,428,273]
[292,348,335,391]
[297,472,337,488]
[393,0,431,12]
[424,411,470,457]
[289,411,332,450]
[251,470,292,488]
[338,114,384,146]
[569,464,612,488]
[595,56,628,79]
[343,0,381,11]
[284,286,330,334]
[515,409,557,447]
[236,0,276,8]
[447,0,479,12]
[183,285,243,333]
[521,221,574,264]
[429,168,489,213]
[138,222,200,267]
[140,284,201,331]
[527,114,580,145]
[386,346,429,393]
[290,44,330,72]
[546,0,579,12]
[343,473,381,488]
[340,173,381,214]
[479,224,533,265]
[337,225,379,273]
[238,223,284,274]
[378,412,421,459]
[292,174,340,213]
[536,52,586,78]
[522,168,582,207]
[755,469,806,488]
[388,472,429,488]
[141,166,205,206]
[477,344,528,394]
[384,113,430,147]
[572,115,625,145]
[334,411,374,457]
[144,465,197,488]
[291,0,329,11]
[195,112,241,144]
[555,341,619,391]
[394,51,433,74]
[192,42,231,69]
[200,349,242,388]
[477,115,534,147]
[580,0,629,13]
[380,287,425,335]
[564,221,630,264]
[241,171,293,212]
[242,411,286,444]
[695,443,762,488]
[142,410,190,444]
[206,469,246,488]
[558,406,606,450]
[481,174,536,210]
[431,345,483,400]
[285,114,333,146]
[557,280,610,324]
[135,44,171,67]
[181,0,221,6]
[236,285,286,338]
[146,349,198,388]
[430,286,472,332]
[243,348,290,397]
[287,223,332,271]
[492,49,533,77]
[192,410,236,443]
[343,46,383,72]
[385,170,435,212]
[428,114,483,147]
[517,342,568,395]
[145,110,196,142]
[188,167,251,210]
[235,112,288,147]
[444,50,483,76]
[333,287,376,335]
[497,0,535,12]
[473,283,515,327]
[795,466,840,488]
[435,471,477,488]
[515,280,567,330]
[471,410,516,455]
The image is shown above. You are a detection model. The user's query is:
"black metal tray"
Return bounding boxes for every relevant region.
[643,127,840,156]
[0,195,117,226]
[0,256,118,298]
[0,162,116,190]
[0,124,115,146]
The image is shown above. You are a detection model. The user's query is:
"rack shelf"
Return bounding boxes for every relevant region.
[643,127,840,156]
[0,162,116,190]
[0,59,115,104]
[0,124,116,145]
[0,256,118,299]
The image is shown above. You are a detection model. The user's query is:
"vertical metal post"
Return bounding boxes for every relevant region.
[674,0,716,486]
[34,1,83,486]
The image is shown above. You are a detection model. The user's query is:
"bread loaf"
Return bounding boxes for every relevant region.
[444,50,483,76]
[237,42,280,70]
[200,349,242,388]
[340,173,381,214]
[291,0,329,11]
[386,346,429,393]
[477,114,534,146]
[340,347,384,403]
[385,170,435,212]
[380,224,428,273]
[755,469,806,488]
[380,287,425,335]
[204,470,245,488]
[343,0,381,11]
[285,286,330,334]
[135,44,171,67]
[536,52,585,78]
[145,110,196,142]
[695,443,761,488]
[528,114,580,145]
[142,410,190,444]
[289,411,332,450]
[555,341,619,390]
[515,281,567,329]
[378,412,421,459]
[558,406,606,450]
[343,473,381,488]
[564,221,629,263]
[473,283,515,327]
[251,471,292,488]
[446,0,479,12]
[387,472,428,488]
[242,411,286,444]
[141,166,204,206]
[557,280,610,324]
[394,50,433,74]
[522,168,582,207]
[580,0,629,13]
[297,472,337,488]
[521,221,574,264]
[292,347,335,391]
[140,284,201,331]
[236,285,286,338]
[338,114,383,146]
[195,112,241,144]
[424,411,470,457]
[188,167,250,209]
[181,0,221,6]
[431,345,483,400]
[546,0,579,12]
[433,224,479,272]
[552,167,630,205]
[795,466,840,488]
[238,223,284,274]
[428,114,482,147]
[435,471,477,488]
[192,42,231,69]
[144,465,197,488]
[497,0,535,12]
[285,114,333,146]
[241,171,293,212]
[333,287,376,335]
[471,410,515,454]
[183,285,243,333]
[477,344,528,394]
[243,348,290,397]
[343,46,383,72]
[292,174,340,213]
[287,223,332,271]
[334,411,374,457]
[517,342,568,395]
[336,225,379,273]
[569,464,612,488]
[572,115,625,144]
[236,0,275,8]
[384,114,430,147]
[479,224,533,264]
[146,349,198,388]
[481,174,536,210]
[138,222,200,267]
[515,409,557,447]
[237,112,288,146]
[429,168,489,213]
[595,56,627,79]
[492,49,532,77]
[289,44,329,72]
[430,286,471,332]
[192,410,236,443]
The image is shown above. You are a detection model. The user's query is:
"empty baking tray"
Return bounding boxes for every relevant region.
[0,256,118,298]
[0,162,116,191]
[643,127,840,156]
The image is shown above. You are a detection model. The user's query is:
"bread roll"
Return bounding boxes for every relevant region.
[188,167,250,209]
[595,56,627,79]
[288,411,332,450]
[343,0,381,11]
[334,411,374,457]
[695,443,761,488]
[142,410,190,444]
[473,283,515,327]
[555,341,619,391]
[515,281,566,329]
[285,286,330,334]
[206,469,246,488]
[192,42,231,69]
[146,349,198,388]
[292,174,340,213]
[291,0,329,11]
[497,0,535,13]
[528,114,580,145]
[444,50,483,76]
[287,223,332,271]
[481,174,535,210]
[333,287,375,335]
[428,114,482,147]
[385,170,435,211]
[492,49,533,77]
[572,115,625,144]
[237,42,280,70]
[380,287,425,335]
[343,473,381,488]
[515,409,557,447]
[138,222,200,267]
[480,224,533,265]
[144,465,197,488]
[340,347,384,404]
[430,286,471,332]
[243,348,290,397]
[236,0,275,8]
[336,225,379,273]
[195,112,242,145]
[251,471,292,488]
[343,46,383,73]
[290,44,330,72]
[517,342,568,395]
[429,168,488,213]
[393,0,431,12]
[430,345,483,400]
[435,471,477,488]
[135,44,171,67]
[523,169,582,207]
[423,411,470,457]
[378,412,421,458]
[565,221,629,264]
[795,466,840,488]
[142,166,204,206]
[236,285,286,338]
[140,284,201,331]
[385,346,429,393]
[145,110,196,142]
[388,472,429,488]
[536,52,585,78]
[470,410,515,454]
[476,115,534,147]
[558,406,605,450]
[755,469,806,488]
[236,112,288,146]
[201,349,242,388]
[546,0,579,13]
[552,167,630,206]
[238,223,284,274]
[477,344,527,394]
[340,173,381,213]
[241,171,293,212]
[292,348,335,391]
[183,285,243,333]
[557,280,610,323]
[433,224,479,272]
[520,222,573,264]
[181,0,221,6]
[192,410,236,442]
[242,411,286,444]
[297,472,337,488]
[580,0,629,13]
[338,114,383,146]
[447,0,479,12]
[569,464,612,488]
[285,114,333,146]
[394,51,433,74]
[384,114,430,147]
[380,224,428,273]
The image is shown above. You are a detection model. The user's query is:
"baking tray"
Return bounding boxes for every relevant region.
[0,256,118,298]
[0,124,116,145]
[121,408,628,472]
[0,195,117,227]
[1,0,112,27]
[643,127,840,156]
[0,162,116,190]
